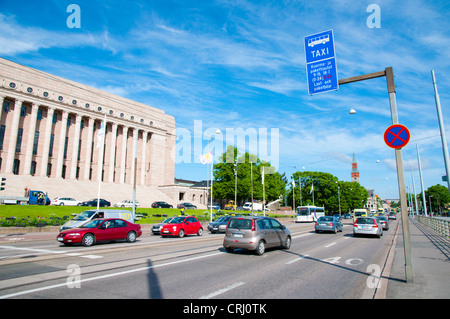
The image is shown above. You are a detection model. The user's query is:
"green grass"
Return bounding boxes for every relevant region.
[0,205,209,227]
[0,205,291,227]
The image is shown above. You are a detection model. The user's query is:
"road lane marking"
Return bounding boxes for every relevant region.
[286,254,309,265]
[291,233,313,240]
[0,245,101,260]
[0,251,225,299]
[325,242,336,248]
[199,281,245,299]
[81,255,103,259]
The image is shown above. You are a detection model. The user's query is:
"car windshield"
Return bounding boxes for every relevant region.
[81,219,104,228]
[356,217,375,224]
[162,218,173,223]
[73,210,97,221]
[318,216,334,222]
[169,217,186,224]
[228,218,252,230]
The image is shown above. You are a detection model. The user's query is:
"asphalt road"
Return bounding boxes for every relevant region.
[0,218,398,300]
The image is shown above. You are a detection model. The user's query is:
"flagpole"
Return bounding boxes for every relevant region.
[97,114,107,210]
[210,160,213,223]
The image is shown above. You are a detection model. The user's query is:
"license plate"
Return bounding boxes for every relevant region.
[233,233,243,238]
[163,230,169,233]
[362,226,372,230]
[57,237,63,241]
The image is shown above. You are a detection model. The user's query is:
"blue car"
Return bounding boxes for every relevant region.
[315,216,343,234]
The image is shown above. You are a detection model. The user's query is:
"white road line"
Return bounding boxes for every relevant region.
[199,282,246,299]
[325,242,336,248]
[81,255,103,259]
[0,251,225,299]
[291,233,313,239]
[0,245,102,259]
[286,254,309,265]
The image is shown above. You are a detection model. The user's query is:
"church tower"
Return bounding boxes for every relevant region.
[351,153,360,183]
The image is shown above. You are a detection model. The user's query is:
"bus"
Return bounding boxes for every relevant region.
[307,34,330,47]
[296,206,325,222]
[353,208,368,221]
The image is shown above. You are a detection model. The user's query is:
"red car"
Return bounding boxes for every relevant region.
[57,218,142,246]
[161,216,203,238]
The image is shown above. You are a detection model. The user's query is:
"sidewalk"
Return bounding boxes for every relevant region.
[386,217,450,299]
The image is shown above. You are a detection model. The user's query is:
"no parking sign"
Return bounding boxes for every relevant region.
[384,124,410,149]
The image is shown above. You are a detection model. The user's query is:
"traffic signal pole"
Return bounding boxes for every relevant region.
[339,67,414,284]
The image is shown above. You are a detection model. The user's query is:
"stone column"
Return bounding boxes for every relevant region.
[108,123,118,183]
[70,114,82,179]
[83,117,94,181]
[5,99,23,174]
[55,110,68,178]
[40,106,55,177]
[140,130,148,185]
[120,125,128,184]
[23,103,40,175]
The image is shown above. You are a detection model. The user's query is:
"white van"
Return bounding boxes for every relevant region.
[242,202,263,211]
[60,209,134,231]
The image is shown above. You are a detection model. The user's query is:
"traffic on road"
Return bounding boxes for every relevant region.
[0,213,397,300]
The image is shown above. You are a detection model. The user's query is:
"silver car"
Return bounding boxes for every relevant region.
[353,217,383,238]
[223,216,291,255]
[315,216,343,233]
[151,217,174,235]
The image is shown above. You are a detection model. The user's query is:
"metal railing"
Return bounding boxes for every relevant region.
[416,216,450,238]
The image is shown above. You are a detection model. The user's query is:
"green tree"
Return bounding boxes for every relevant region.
[287,171,368,214]
[212,146,286,203]
[425,184,449,214]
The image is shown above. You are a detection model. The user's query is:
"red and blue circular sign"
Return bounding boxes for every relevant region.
[384,124,410,149]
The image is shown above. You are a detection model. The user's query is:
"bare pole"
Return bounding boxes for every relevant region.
[431,70,450,200]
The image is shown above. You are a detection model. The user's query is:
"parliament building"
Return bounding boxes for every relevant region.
[0,58,207,207]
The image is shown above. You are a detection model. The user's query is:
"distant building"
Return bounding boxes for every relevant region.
[351,153,360,183]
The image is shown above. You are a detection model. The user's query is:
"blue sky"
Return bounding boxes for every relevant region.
[1,0,449,200]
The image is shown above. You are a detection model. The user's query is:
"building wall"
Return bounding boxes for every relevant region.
[0,58,176,199]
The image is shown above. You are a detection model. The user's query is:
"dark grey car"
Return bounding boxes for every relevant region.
[208,216,231,233]
[223,216,291,255]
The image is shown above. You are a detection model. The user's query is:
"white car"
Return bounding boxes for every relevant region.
[52,197,81,206]
[113,200,139,208]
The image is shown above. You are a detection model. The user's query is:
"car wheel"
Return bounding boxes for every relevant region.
[178,229,185,238]
[283,236,291,249]
[255,240,265,256]
[82,233,95,246]
[197,228,203,236]
[59,203,64,206]
[126,231,137,243]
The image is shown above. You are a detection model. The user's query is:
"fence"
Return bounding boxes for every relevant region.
[416,216,450,238]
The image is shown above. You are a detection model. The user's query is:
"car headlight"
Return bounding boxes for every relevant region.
[69,233,81,236]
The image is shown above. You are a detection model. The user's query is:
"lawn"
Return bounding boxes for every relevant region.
[0,205,211,227]
[0,205,289,227]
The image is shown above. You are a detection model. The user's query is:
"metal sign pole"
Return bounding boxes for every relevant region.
[385,67,414,284]
[338,67,414,283]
